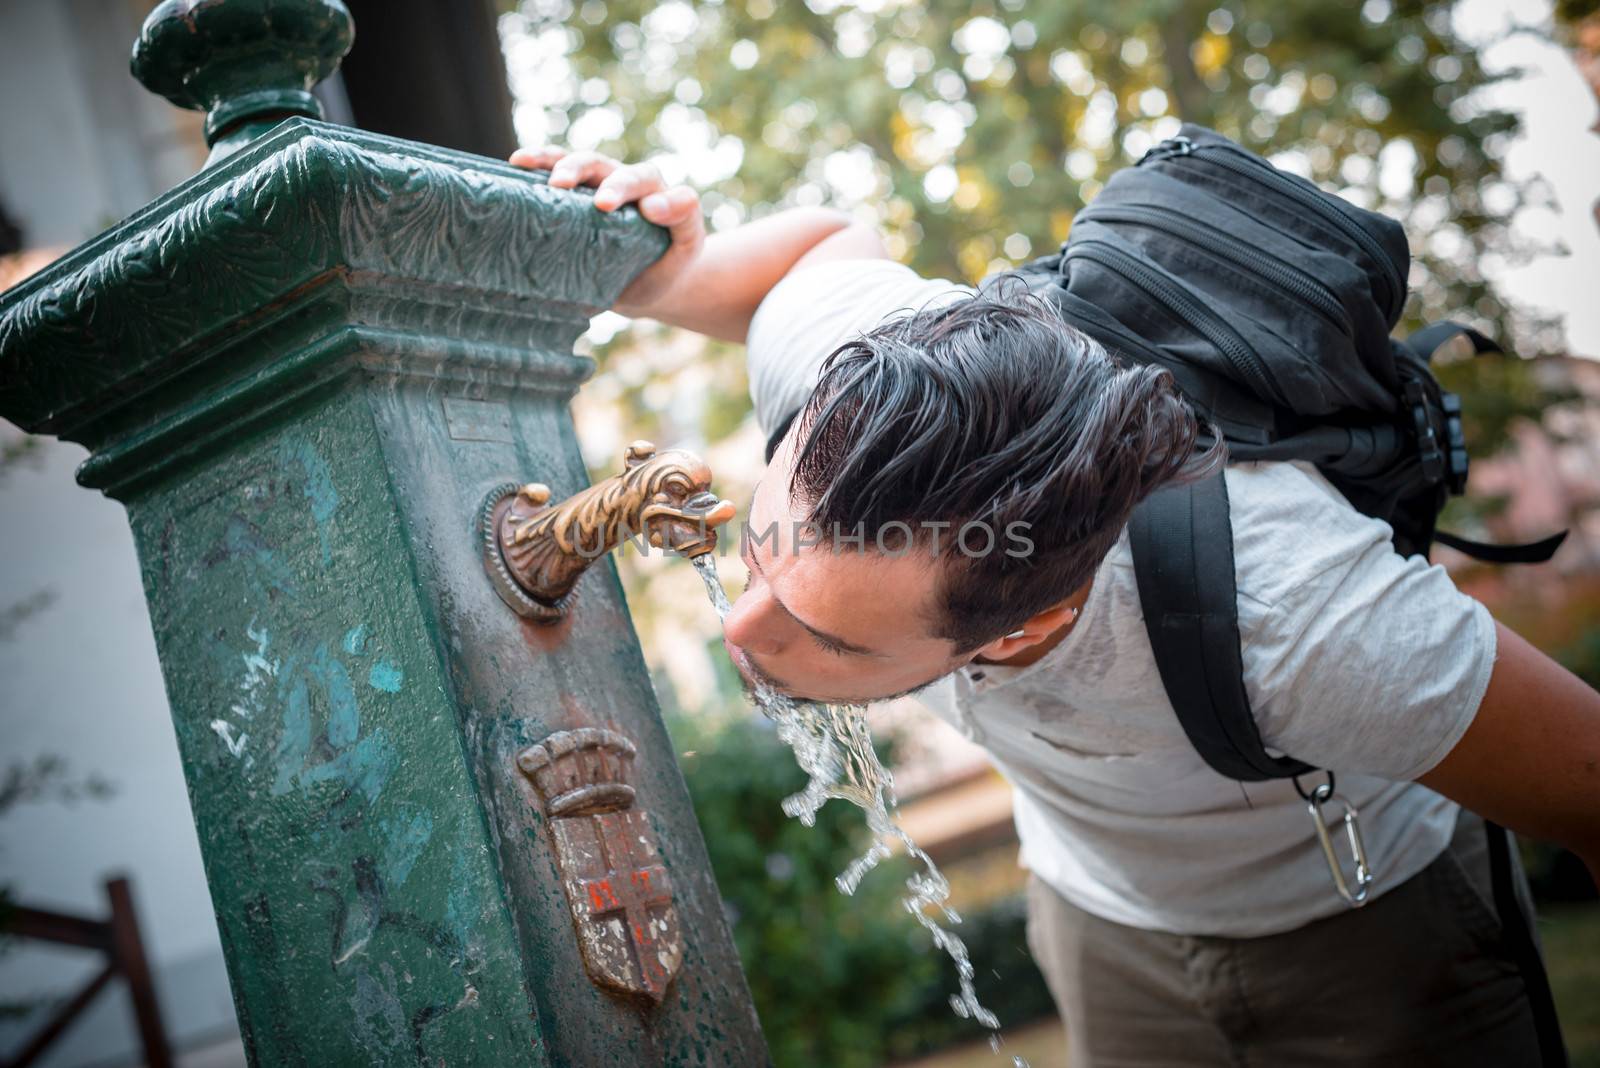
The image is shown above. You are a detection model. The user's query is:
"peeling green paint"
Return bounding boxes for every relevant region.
[279,436,340,564]
[367,660,404,693]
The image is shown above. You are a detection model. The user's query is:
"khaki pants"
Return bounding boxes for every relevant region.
[1024,811,1548,1067]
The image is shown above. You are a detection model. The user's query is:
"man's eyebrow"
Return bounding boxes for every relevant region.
[741,487,885,658]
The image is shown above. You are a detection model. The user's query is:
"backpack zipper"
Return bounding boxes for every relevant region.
[1066,238,1281,402]
[1140,135,1407,321]
[1085,204,1354,338]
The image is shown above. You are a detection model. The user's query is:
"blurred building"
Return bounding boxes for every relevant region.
[1465,356,1600,573]
[0,1,229,1064]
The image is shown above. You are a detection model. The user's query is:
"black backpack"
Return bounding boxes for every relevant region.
[987,123,1567,1065]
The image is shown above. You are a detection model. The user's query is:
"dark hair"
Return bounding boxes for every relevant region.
[789,280,1223,654]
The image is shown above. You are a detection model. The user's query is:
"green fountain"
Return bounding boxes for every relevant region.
[0,1,767,1064]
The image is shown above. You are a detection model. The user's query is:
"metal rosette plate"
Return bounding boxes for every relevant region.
[479,482,571,623]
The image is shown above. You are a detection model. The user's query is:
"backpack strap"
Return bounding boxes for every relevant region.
[1485,820,1571,1066]
[1407,320,1501,361]
[1128,472,1312,782]
[1402,321,1569,564]
[1435,528,1568,564]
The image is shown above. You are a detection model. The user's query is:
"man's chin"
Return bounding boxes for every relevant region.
[736,668,945,707]
[721,639,952,706]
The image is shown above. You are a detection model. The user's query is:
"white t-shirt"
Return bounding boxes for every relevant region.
[745,258,1498,937]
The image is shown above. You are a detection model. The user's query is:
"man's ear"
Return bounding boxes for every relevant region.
[971,601,1080,662]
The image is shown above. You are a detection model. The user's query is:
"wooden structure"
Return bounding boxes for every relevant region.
[1,877,172,1068]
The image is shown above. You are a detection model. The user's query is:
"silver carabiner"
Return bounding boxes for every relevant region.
[1300,775,1373,908]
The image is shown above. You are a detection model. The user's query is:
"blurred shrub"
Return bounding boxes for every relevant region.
[671,709,1064,1063]
[670,710,940,1067]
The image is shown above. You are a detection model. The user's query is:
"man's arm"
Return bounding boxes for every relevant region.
[1418,620,1600,885]
[624,208,888,339]
[508,147,889,341]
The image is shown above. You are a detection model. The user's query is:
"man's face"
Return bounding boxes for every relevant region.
[719,433,969,704]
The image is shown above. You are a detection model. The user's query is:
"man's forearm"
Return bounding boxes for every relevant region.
[614,207,854,341]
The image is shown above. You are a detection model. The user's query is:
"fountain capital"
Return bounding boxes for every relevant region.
[131,0,354,157]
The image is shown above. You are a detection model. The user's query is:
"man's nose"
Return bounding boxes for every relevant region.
[722,586,783,656]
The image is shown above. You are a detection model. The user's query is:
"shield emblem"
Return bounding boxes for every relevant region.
[517,728,684,1001]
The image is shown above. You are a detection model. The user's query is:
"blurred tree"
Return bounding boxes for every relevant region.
[1554,0,1600,136]
[501,0,1581,713]
[508,0,1559,346]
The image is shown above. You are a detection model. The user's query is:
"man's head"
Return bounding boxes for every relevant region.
[722,283,1219,703]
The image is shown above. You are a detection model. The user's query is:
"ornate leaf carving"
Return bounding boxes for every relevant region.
[0,119,669,438]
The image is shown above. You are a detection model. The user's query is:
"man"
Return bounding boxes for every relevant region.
[510,146,1600,1066]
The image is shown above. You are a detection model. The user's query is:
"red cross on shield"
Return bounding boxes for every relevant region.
[550,808,681,1004]
[517,727,686,1002]
[550,805,684,1001]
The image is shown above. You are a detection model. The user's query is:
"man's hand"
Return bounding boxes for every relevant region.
[508,146,871,342]
[508,147,704,318]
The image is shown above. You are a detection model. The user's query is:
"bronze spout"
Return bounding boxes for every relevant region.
[482,440,737,621]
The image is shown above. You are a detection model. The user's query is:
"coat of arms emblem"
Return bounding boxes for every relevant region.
[516,727,683,1002]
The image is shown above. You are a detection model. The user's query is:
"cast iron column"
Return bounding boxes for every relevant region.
[0,1,767,1064]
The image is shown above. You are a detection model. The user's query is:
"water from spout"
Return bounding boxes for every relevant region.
[692,555,1027,1067]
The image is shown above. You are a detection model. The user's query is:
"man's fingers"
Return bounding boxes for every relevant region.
[508,146,566,171]
[546,151,619,190]
[592,162,664,211]
[638,186,704,251]
[510,152,699,255]
[637,185,699,226]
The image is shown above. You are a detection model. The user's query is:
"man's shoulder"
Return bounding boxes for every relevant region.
[749,259,972,339]
[1220,460,1398,614]
[745,259,972,442]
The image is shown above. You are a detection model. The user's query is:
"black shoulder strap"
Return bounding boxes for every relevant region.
[1435,528,1568,564]
[1407,320,1501,361]
[1128,472,1312,782]
[1486,820,1570,1066]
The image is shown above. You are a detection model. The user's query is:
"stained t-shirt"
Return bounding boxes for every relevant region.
[744,258,1496,937]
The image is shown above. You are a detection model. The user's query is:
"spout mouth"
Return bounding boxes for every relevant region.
[643,492,737,557]
[684,492,738,526]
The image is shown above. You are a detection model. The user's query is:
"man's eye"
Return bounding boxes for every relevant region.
[814,634,849,657]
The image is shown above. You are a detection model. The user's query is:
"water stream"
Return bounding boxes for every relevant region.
[693,554,1027,1067]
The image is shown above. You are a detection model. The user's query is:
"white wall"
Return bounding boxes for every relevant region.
[0,0,204,247]
[0,1,233,1065]
[0,438,240,1066]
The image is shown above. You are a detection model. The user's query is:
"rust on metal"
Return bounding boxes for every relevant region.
[481,440,736,621]
[516,728,684,1003]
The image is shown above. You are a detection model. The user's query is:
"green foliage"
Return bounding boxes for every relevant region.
[1556,0,1600,26]
[0,588,55,643]
[512,0,1545,333]
[1435,351,1576,461]
[503,0,1575,496]
[0,430,44,486]
[1543,904,1600,1068]
[670,706,1062,1062]
[1557,625,1600,692]
[670,708,940,1067]
[0,756,114,813]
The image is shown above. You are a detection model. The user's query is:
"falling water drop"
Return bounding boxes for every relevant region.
[692,555,1026,1064]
